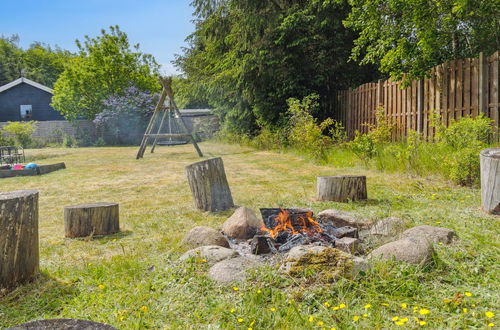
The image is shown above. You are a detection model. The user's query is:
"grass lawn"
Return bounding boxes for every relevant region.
[0,142,498,329]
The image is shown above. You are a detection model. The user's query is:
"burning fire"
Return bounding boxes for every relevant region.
[261,209,323,239]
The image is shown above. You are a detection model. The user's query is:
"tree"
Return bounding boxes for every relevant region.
[344,0,500,82]
[52,25,160,120]
[176,0,379,134]
[0,36,23,86]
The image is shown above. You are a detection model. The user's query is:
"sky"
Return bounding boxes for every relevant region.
[0,0,196,74]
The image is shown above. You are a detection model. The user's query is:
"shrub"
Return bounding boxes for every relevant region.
[2,121,37,148]
[0,130,15,146]
[251,127,287,150]
[349,131,376,166]
[63,135,76,148]
[446,142,483,186]
[434,113,493,148]
[287,94,334,160]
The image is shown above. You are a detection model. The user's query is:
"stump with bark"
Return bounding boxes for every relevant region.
[64,202,120,238]
[317,176,367,202]
[186,157,234,212]
[0,190,39,289]
[480,147,500,214]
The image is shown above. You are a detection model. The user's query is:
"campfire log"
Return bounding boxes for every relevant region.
[185,157,234,212]
[480,148,500,214]
[0,190,39,289]
[64,202,119,238]
[317,176,367,202]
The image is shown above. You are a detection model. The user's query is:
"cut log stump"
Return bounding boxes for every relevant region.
[186,157,234,212]
[64,202,119,238]
[480,148,500,214]
[0,190,39,289]
[317,176,367,202]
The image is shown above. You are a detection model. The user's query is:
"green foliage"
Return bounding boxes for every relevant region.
[63,135,76,148]
[344,0,500,82]
[2,121,37,148]
[0,130,15,146]
[436,114,493,148]
[349,131,377,166]
[52,25,160,120]
[287,94,335,160]
[0,35,73,87]
[177,0,379,133]
[447,142,483,186]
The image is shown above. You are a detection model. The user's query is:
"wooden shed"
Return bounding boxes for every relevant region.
[0,77,65,122]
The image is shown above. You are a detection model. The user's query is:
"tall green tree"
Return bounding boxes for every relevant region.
[52,25,160,120]
[0,36,24,85]
[344,0,500,81]
[177,0,379,134]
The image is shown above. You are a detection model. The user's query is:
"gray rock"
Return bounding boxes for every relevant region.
[335,237,360,254]
[179,245,239,265]
[317,209,374,229]
[182,226,229,248]
[285,245,329,260]
[369,217,405,236]
[369,237,433,265]
[400,225,457,245]
[208,257,259,283]
[222,206,263,239]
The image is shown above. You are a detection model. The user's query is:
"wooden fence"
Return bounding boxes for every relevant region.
[335,51,500,140]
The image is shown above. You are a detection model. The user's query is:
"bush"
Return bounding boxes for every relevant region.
[63,135,76,148]
[349,131,376,166]
[446,142,483,186]
[0,130,15,146]
[2,121,37,148]
[433,113,493,148]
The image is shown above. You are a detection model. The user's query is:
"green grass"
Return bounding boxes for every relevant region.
[0,142,498,329]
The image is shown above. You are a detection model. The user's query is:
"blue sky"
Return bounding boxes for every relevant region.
[0,0,196,74]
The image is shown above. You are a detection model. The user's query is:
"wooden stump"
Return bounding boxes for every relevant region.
[186,157,234,212]
[64,202,120,238]
[480,148,500,214]
[0,190,39,289]
[317,176,367,202]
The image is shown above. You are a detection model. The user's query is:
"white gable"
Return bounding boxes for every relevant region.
[0,77,53,94]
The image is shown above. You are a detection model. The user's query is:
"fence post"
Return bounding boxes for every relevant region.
[377,79,383,107]
[417,79,424,134]
[479,52,489,115]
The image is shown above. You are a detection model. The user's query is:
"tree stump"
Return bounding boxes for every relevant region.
[0,190,39,289]
[186,157,234,212]
[317,176,367,202]
[480,148,500,214]
[64,202,120,238]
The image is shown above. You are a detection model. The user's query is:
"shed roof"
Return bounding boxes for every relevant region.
[0,77,53,94]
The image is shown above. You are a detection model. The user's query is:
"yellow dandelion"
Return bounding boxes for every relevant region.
[381,303,389,306]
[199,258,207,263]
[140,306,148,313]
[119,316,125,321]
[465,292,472,297]
[485,312,495,318]
[395,321,405,326]
[438,242,443,245]
[419,321,427,326]
[248,328,252,330]
[419,309,430,315]
[324,302,331,307]
[309,316,314,322]
[488,323,495,327]
[401,303,408,309]
[472,304,476,307]
[233,287,239,291]
[401,317,409,323]
[332,306,340,311]
[331,328,336,330]
[317,321,324,326]
[230,308,235,313]
[463,308,468,313]
[413,306,419,313]
[392,316,399,321]
[339,303,346,309]
[363,314,368,318]
[413,317,419,322]
[270,307,276,312]
[352,315,360,321]
[256,289,262,294]
[364,304,372,309]
[238,318,244,323]
[98,284,105,289]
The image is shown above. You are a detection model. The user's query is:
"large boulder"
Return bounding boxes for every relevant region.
[221,206,263,239]
[369,237,433,265]
[208,257,259,283]
[182,226,229,248]
[179,245,239,265]
[281,246,368,281]
[317,209,374,229]
[400,225,457,245]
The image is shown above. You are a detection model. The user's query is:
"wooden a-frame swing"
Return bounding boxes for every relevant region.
[136,77,203,159]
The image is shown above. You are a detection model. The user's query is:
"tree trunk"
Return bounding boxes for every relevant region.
[64,202,120,238]
[185,157,234,212]
[480,148,500,214]
[0,190,39,289]
[317,176,367,202]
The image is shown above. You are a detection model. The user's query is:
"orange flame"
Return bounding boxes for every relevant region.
[261,209,323,239]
